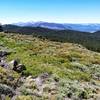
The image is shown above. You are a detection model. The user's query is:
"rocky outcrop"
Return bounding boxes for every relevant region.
[15,73,58,99]
[0,51,26,73]
[0,51,11,68]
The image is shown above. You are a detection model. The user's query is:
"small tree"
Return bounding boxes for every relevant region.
[0,25,3,32]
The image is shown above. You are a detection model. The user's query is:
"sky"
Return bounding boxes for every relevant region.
[0,0,100,24]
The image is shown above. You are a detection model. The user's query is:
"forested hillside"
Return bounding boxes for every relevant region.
[3,25,100,52]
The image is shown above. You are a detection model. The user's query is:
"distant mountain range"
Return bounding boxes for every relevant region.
[13,21,100,32]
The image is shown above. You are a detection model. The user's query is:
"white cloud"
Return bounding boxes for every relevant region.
[1,18,100,24]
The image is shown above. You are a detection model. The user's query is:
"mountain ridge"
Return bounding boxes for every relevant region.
[13,21,100,32]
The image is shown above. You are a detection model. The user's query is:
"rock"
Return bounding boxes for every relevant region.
[13,64,26,73]
[0,51,11,57]
[7,76,15,81]
[8,59,19,70]
[8,59,26,73]
[35,73,49,87]
[16,76,26,87]
[0,58,8,68]
[0,61,8,68]
[35,77,42,87]
[40,73,49,79]
[33,90,43,97]
[23,76,36,88]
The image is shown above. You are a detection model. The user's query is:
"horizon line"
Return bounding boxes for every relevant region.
[1,21,100,25]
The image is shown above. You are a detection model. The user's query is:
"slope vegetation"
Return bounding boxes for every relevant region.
[0,32,100,99]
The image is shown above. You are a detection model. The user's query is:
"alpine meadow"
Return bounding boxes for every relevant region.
[0,0,100,100]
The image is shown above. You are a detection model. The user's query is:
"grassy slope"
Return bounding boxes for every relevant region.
[0,32,100,82]
[0,32,100,99]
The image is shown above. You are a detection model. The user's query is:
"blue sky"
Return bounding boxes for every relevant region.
[0,0,100,24]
